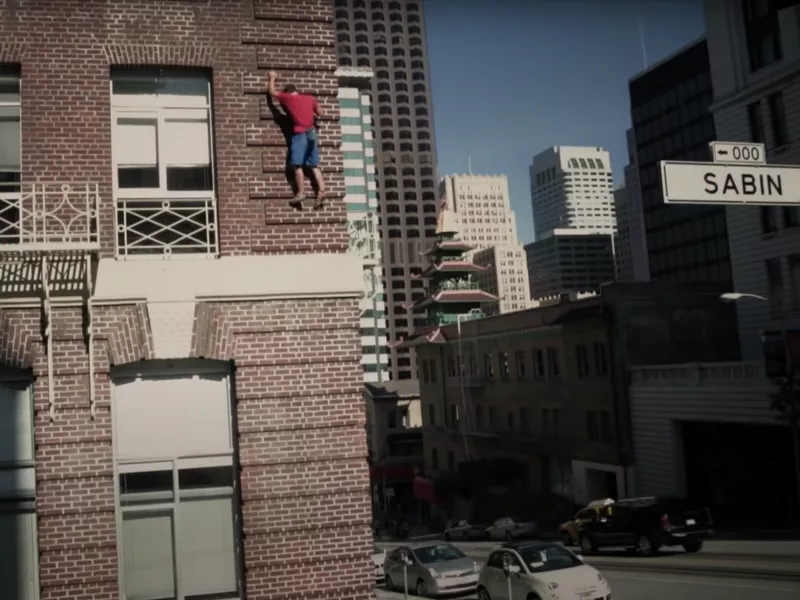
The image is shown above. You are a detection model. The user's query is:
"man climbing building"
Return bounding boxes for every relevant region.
[268,71,327,209]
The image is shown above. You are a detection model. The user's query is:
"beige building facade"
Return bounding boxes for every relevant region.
[415,298,627,508]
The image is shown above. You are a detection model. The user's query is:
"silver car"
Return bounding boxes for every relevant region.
[486,517,539,541]
[478,542,611,600]
[384,542,480,597]
[372,545,386,584]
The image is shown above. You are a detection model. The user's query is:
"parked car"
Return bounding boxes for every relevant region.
[478,541,611,600]
[486,516,539,541]
[383,542,480,597]
[558,498,615,546]
[372,545,386,584]
[578,496,713,556]
[444,519,489,541]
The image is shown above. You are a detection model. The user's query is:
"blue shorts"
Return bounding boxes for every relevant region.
[290,128,321,168]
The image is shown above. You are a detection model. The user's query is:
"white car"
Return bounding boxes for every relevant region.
[372,545,387,584]
[477,541,611,600]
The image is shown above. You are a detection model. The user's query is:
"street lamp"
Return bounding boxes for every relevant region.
[720,291,800,519]
[719,292,769,303]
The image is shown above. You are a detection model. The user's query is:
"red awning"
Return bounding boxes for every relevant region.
[371,464,416,480]
[413,476,436,503]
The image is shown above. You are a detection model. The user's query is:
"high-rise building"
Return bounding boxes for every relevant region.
[524,231,616,301]
[334,0,439,381]
[628,37,732,283]
[529,146,617,240]
[616,128,650,282]
[703,0,800,359]
[339,67,390,383]
[0,2,372,600]
[473,245,532,314]
[439,173,532,313]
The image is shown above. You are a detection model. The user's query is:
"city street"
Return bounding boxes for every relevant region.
[376,539,800,599]
[376,570,800,600]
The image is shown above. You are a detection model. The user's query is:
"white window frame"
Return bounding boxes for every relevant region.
[109,74,217,202]
[110,362,242,600]
[0,377,41,600]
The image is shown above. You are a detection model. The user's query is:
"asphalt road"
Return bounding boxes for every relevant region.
[375,539,800,599]
[376,570,800,600]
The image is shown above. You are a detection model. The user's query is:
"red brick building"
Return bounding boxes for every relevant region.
[0,2,373,600]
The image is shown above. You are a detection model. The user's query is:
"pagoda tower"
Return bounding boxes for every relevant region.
[391,198,499,347]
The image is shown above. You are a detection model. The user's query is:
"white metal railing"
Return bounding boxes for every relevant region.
[0,182,100,251]
[347,213,378,263]
[115,196,218,258]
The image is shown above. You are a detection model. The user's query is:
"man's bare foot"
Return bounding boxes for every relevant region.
[289,192,306,210]
[313,190,327,210]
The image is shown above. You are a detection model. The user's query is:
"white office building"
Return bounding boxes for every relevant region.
[472,245,532,314]
[339,68,389,382]
[614,129,650,282]
[704,0,800,358]
[439,174,531,313]
[529,146,617,240]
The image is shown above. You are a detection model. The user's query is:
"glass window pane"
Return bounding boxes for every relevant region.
[0,76,20,103]
[112,69,209,102]
[116,119,158,167]
[163,119,210,166]
[122,510,177,600]
[0,112,21,172]
[0,512,38,600]
[0,384,32,463]
[179,497,238,598]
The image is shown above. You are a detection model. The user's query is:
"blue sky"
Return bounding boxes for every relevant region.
[424,0,706,244]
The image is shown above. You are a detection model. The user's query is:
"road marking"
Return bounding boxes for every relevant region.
[606,571,800,593]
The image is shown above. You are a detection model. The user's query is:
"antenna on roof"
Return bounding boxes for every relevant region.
[468,153,473,175]
[638,18,648,69]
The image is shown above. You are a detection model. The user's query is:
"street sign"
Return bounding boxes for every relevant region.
[709,141,766,165]
[660,161,800,205]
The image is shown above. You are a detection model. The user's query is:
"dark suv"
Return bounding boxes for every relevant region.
[577,496,713,557]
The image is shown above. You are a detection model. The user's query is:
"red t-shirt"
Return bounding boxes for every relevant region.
[275,92,318,133]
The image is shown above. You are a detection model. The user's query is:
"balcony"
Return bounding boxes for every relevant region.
[432,278,480,293]
[0,182,100,253]
[115,196,218,258]
[347,213,378,264]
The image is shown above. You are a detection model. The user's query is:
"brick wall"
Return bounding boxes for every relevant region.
[0,0,347,257]
[1,1,373,599]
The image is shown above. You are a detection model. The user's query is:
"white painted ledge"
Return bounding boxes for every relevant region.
[93,253,363,303]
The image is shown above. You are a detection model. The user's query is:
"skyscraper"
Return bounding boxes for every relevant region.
[628,37,731,283]
[335,0,439,381]
[338,67,390,383]
[703,0,800,359]
[529,146,617,240]
[438,173,532,313]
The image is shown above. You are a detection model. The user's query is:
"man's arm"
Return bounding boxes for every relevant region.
[268,71,280,99]
[314,98,325,119]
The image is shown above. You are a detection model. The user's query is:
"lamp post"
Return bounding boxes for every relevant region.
[720,292,800,519]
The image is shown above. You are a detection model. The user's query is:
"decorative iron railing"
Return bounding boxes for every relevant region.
[115,197,218,258]
[434,278,480,292]
[0,182,100,251]
[347,214,378,264]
